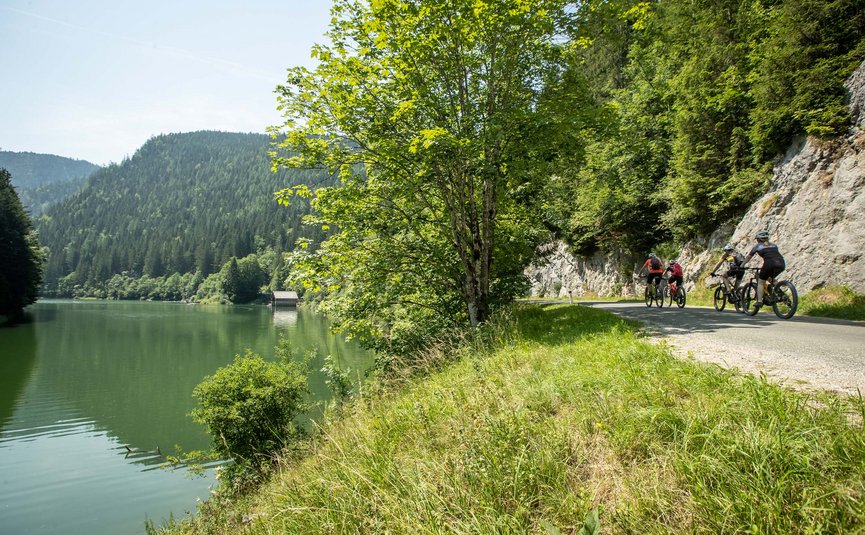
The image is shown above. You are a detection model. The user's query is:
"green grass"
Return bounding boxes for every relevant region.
[799,286,865,321]
[162,304,865,534]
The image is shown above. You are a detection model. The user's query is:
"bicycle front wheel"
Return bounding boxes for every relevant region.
[677,285,686,308]
[772,281,798,319]
[713,286,726,311]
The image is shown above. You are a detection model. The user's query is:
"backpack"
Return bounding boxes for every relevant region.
[670,262,683,277]
[650,257,661,270]
[730,253,745,267]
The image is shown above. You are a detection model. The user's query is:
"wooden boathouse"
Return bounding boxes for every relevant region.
[271,291,299,307]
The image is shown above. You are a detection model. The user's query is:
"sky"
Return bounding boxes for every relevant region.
[0,0,332,165]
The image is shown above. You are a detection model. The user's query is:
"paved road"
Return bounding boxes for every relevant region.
[575,301,865,396]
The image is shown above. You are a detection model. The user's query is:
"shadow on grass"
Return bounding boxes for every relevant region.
[511,303,640,346]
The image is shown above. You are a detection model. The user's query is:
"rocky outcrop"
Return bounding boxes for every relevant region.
[528,59,865,296]
[686,60,865,293]
[526,242,636,298]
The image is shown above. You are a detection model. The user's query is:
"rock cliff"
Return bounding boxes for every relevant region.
[528,59,865,297]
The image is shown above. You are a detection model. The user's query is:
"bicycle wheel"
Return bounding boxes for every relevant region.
[677,285,686,308]
[733,288,742,313]
[664,286,674,307]
[644,286,652,307]
[743,282,760,316]
[713,286,726,311]
[656,285,665,308]
[771,281,798,319]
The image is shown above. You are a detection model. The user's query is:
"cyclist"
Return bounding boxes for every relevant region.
[639,253,665,297]
[710,243,746,298]
[742,230,786,311]
[664,259,684,296]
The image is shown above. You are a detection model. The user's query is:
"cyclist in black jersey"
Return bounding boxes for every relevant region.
[742,230,786,310]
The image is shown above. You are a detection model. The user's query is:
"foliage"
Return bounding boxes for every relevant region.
[37,131,334,294]
[0,168,44,319]
[161,304,865,534]
[0,150,100,215]
[552,0,865,249]
[272,0,588,358]
[190,350,309,468]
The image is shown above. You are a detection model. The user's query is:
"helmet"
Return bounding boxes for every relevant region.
[668,259,677,265]
[723,243,735,252]
[755,230,770,241]
[648,252,657,258]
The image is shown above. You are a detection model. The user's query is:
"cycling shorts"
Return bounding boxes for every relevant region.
[667,275,683,287]
[759,263,785,281]
[725,268,745,281]
[646,272,663,285]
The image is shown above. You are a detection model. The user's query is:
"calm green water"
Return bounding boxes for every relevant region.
[0,300,373,535]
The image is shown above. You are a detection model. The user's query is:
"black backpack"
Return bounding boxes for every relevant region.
[650,257,661,270]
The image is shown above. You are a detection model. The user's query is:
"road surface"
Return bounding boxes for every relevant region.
[574,301,865,396]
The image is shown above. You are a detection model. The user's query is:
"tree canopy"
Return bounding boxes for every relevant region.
[272,0,591,352]
[0,168,43,319]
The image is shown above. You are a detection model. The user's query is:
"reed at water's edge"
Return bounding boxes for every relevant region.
[158,303,865,534]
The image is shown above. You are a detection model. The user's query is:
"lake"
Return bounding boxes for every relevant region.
[0,300,373,535]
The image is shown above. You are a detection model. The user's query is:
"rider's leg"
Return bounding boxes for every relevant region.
[756,278,766,306]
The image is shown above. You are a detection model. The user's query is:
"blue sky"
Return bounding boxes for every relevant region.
[0,0,332,165]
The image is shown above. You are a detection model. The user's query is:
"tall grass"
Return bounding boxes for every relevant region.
[164,304,865,534]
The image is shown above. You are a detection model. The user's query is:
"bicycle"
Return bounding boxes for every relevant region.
[641,275,666,308]
[709,271,742,313]
[664,276,686,308]
[740,267,798,319]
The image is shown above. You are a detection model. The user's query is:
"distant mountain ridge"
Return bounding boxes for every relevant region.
[37,131,335,291]
[0,150,101,214]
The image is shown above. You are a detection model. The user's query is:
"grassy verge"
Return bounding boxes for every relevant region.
[799,286,865,321]
[162,304,865,534]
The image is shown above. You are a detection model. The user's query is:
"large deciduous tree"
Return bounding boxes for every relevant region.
[273,0,575,348]
[0,168,43,320]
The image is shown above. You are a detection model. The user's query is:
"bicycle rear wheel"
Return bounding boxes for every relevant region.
[743,282,759,316]
[676,285,686,308]
[771,281,798,319]
[656,285,665,308]
[713,286,726,311]
[644,286,652,307]
[664,286,674,307]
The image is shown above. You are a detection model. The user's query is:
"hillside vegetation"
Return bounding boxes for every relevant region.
[37,131,334,300]
[0,150,100,215]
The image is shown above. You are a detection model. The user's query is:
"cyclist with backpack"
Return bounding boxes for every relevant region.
[742,230,786,311]
[639,253,665,297]
[710,243,746,298]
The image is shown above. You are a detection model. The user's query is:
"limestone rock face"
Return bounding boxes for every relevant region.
[688,60,865,293]
[526,242,636,298]
[527,60,865,296]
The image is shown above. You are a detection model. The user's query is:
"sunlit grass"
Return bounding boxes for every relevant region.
[800,285,865,321]
[162,304,865,534]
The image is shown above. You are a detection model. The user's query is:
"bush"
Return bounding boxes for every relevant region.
[191,351,309,466]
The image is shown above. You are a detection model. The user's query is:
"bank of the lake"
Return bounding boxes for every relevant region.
[0,300,373,535]
[163,304,865,534]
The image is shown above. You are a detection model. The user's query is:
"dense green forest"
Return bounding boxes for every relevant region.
[0,168,43,320]
[0,150,100,215]
[270,0,865,355]
[37,131,335,300]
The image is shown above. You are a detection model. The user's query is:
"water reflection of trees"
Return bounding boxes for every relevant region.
[22,301,372,456]
[0,320,38,434]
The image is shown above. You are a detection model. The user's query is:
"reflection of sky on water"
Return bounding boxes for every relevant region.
[272,309,298,327]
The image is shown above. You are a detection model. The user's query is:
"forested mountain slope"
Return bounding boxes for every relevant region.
[37,131,334,292]
[0,151,100,215]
